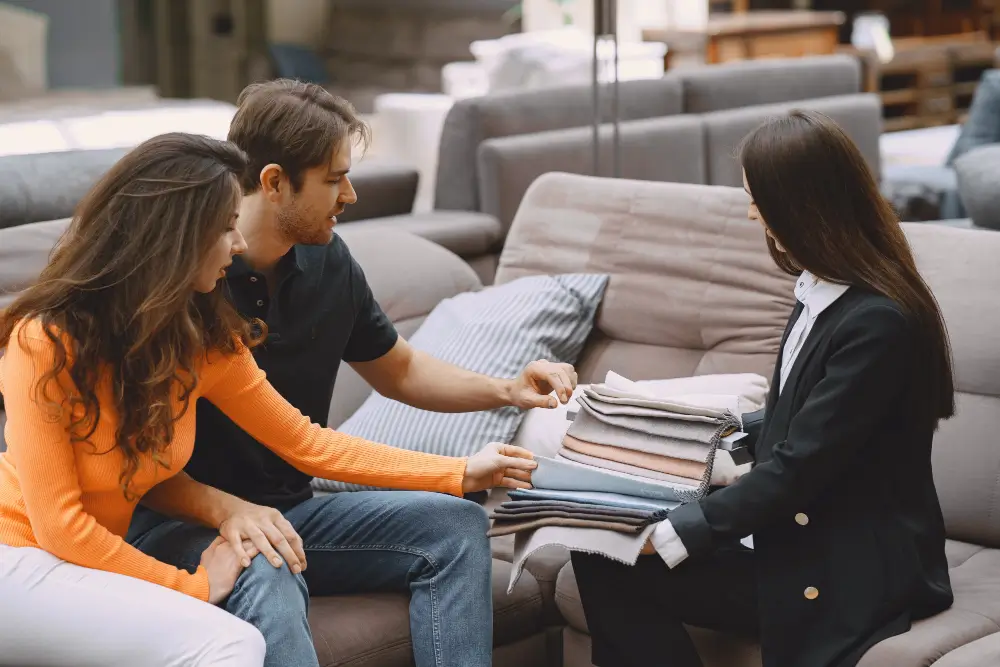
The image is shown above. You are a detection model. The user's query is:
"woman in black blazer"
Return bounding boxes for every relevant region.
[571,110,956,667]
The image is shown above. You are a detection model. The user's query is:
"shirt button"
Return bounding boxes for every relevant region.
[256,299,264,307]
[249,276,257,282]
[795,513,809,526]
[804,586,819,600]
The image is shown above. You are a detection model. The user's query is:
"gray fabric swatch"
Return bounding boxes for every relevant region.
[487,515,648,537]
[497,500,655,520]
[492,510,648,525]
[507,488,680,512]
[577,395,724,442]
[568,407,715,462]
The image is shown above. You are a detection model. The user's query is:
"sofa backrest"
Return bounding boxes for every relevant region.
[701,93,882,187]
[435,54,864,215]
[499,172,1000,548]
[477,114,706,235]
[0,148,129,229]
[435,77,684,213]
[676,53,862,113]
[477,93,881,232]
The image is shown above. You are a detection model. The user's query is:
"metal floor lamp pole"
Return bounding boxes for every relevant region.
[592,0,621,178]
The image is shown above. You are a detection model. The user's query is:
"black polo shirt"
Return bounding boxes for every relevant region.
[184,234,398,508]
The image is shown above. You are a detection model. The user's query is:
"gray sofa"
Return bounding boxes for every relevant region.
[0,148,421,230]
[397,54,866,282]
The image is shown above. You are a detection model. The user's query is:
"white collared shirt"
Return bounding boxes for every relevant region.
[778,271,850,394]
[650,271,849,568]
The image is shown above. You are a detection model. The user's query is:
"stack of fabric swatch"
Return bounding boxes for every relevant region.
[488,372,746,538]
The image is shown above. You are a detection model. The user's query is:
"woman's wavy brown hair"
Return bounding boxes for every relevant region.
[740,110,955,427]
[0,132,260,497]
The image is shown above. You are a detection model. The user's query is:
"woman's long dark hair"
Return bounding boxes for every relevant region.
[0,132,262,497]
[740,110,954,425]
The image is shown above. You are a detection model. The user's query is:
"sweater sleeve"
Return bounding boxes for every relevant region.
[202,345,467,495]
[1,323,210,600]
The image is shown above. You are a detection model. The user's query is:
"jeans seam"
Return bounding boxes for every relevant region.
[303,544,442,570]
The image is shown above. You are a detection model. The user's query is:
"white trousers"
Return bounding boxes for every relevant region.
[0,545,265,666]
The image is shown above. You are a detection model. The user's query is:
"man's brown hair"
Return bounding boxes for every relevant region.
[228,78,370,193]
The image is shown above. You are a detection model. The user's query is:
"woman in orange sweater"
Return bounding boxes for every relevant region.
[0,133,536,666]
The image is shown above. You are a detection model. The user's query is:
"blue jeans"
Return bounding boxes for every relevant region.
[126,491,493,667]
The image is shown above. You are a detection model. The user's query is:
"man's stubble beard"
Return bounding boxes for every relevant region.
[276,200,332,247]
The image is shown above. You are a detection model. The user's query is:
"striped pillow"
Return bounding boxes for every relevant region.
[311,273,609,493]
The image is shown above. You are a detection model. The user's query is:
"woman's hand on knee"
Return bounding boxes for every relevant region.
[219,502,307,574]
[202,536,259,605]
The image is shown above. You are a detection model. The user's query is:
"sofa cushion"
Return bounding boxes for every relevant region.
[701,93,882,187]
[476,114,706,233]
[679,54,861,114]
[435,77,684,213]
[952,144,1000,230]
[0,148,128,229]
[934,632,1000,667]
[496,173,796,384]
[309,558,544,667]
[901,223,1000,548]
[353,210,503,257]
[946,69,1000,166]
[314,272,608,492]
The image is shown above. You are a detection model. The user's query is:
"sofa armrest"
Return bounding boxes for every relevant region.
[0,148,129,229]
[336,160,419,223]
[476,115,707,234]
[350,211,503,258]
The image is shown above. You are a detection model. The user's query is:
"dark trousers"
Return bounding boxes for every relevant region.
[571,543,759,667]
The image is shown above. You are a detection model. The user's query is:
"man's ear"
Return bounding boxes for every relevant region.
[259,163,284,200]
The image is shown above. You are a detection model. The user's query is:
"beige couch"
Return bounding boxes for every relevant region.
[2,170,998,666]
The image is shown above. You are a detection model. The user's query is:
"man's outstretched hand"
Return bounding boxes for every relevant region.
[508,360,578,409]
[462,442,538,493]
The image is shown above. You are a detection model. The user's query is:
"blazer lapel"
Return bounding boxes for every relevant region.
[776,289,859,403]
[766,301,803,410]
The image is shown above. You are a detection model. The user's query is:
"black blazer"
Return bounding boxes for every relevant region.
[669,288,953,667]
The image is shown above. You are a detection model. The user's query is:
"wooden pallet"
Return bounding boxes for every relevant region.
[841,32,998,132]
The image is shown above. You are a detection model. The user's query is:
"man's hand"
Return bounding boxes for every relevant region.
[508,359,578,409]
[463,442,538,493]
[219,502,307,574]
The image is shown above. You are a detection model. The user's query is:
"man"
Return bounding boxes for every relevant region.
[126,79,577,667]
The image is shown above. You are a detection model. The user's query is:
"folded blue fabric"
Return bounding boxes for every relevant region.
[507,488,680,513]
[531,455,702,503]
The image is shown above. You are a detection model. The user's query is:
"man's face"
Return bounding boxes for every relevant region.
[276,140,357,246]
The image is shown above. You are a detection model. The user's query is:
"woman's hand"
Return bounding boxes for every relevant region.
[462,442,538,493]
[201,536,258,605]
[219,501,307,574]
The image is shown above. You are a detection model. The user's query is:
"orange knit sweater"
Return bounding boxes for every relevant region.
[0,320,467,601]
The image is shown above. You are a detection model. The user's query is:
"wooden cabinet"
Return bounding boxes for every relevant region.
[843,32,999,131]
[644,11,844,69]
